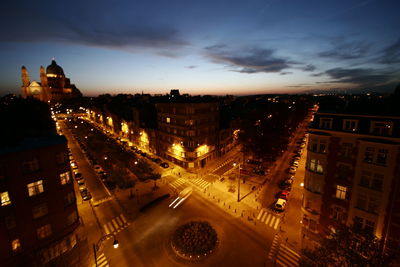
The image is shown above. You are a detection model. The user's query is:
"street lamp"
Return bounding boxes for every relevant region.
[233,162,241,202]
[93,234,119,267]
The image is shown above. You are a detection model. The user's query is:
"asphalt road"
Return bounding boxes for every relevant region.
[104,191,273,267]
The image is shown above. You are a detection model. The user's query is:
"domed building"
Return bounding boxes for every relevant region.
[21,59,82,102]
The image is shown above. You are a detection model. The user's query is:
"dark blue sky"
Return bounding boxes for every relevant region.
[1,0,399,96]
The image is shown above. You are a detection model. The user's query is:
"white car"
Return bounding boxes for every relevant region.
[291,161,299,167]
[275,198,287,211]
[288,166,297,174]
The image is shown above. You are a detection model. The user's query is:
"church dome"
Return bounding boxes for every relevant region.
[46,60,64,76]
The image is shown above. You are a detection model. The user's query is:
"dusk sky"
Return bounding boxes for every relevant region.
[1,0,399,96]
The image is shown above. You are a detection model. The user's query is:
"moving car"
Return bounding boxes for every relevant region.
[274,198,286,211]
[169,187,193,209]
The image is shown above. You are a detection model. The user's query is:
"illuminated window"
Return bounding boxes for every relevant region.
[166,117,171,123]
[11,239,21,252]
[335,185,347,200]
[308,159,323,174]
[60,171,71,185]
[1,191,11,206]
[27,180,44,196]
[37,224,52,239]
[32,203,48,219]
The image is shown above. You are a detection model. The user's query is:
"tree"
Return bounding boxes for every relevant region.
[300,225,394,267]
[148,173,161,189]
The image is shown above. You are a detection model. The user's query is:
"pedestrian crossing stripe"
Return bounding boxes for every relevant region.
[103,214,130,235]
[267,234,280,260]
[190,178,210,189]
[275,244,300,267]
[93,253,109,267]
[170,178,186,189]
[256,209,281,229]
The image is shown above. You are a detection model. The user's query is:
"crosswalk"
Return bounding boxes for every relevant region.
[103,214,130,235]
[267,235,300,267]
[169,178,187,190]
[93,253,109,267]
[256,209,281,230]
[189,178,211,190]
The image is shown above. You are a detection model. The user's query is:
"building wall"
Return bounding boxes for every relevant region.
[155,102,219,169]
[0,136,84,266]
[302,113,400,252]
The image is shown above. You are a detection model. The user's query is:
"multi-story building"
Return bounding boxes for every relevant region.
[302,102,400,253]
[156,101,220,169]
[0,98,89,266]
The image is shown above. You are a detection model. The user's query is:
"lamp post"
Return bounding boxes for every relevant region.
[93,234,119,267]
[233,162,241,202]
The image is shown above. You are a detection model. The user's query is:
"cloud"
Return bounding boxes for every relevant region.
[300,64,316,72]
[321,67,398,88]
[280,72,293,75]
[185,65,197,69]
[0,1,188,53]
[378,38,400,64]
[318,41,371,60]
[204,45,292,73]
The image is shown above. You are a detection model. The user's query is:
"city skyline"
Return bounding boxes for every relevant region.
[1,0,400,96]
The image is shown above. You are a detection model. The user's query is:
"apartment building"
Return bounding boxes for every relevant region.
[302,108,400,252]
[156,101,220,169]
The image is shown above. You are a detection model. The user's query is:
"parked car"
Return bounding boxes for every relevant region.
[291,161,299,168]
[154,158,162,164]
[276,190,290,200]
[293,156,301,161]
[274,198,286,211]
[160,162,169,168]
[94,165,104,174]
[288,166,297,174]
[80,188,92,201]
[74,172,82,180]
[279,179,293,190]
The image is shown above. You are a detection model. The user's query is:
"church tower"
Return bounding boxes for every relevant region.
[21,66,30,98]
[40,66,48,87]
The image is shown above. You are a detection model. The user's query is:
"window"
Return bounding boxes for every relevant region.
[370,121,393,136]
[185,119,194,126]
[356,192,380,214]
[356,193,367,210]
[353,216,363,231]
[5,215,16,229]
[22,158,40,173]
[308,159,323,174]
[364,147,374,163]
[60,172,71,185]
[332,206,346,222]
[67,211,78,226]
[1,191,11,206]
[166,117,170,123]
[335,185,347,200]
[340,143,353,158]
[309,138,327,153]
[376,149,388,165]
[27,180,44,196]
[56,152,68,165]
[363,147,389,166]
[371,174,383,191]
[343,119,358,132]
[319,117,333,129]
[64,192,75,206]
[368,197,379,214]
[365,220,375,234]
[360,171,371,188]
[187,130,195,137]
[37,224,52,239]
[32,203,48,219]
[336,164,352,181]
[11,239,21,252]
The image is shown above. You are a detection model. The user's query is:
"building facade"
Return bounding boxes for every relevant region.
[302,112,400,253]
[156,102,220,169]
[0,134,89,266]
[21,59,82,102]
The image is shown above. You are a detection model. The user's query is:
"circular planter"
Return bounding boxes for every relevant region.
[171,221,218,260]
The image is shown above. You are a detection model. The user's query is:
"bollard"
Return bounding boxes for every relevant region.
[229,205,230,209]
[241,212,243,217]
[224,202,225,206]
[213,196,215,199]
[234,209,236,213]
[218,199,220,203]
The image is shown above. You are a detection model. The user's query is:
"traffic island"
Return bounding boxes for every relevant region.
[171,221,218,261]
